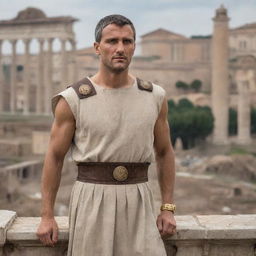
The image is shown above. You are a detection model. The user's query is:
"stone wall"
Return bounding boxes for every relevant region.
[32,131,50,155]
[0,210,255,256]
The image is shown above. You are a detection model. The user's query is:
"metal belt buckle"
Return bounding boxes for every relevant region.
[113,166,128,181]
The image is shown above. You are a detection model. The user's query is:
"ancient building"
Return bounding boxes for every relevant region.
[230,23,256,59]
[0,7,78,114]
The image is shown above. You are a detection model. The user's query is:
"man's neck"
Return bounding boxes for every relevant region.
[91,69,134,89]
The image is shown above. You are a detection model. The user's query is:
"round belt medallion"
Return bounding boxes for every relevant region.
[113,166,128,181]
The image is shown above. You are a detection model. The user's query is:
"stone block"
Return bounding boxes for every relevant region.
[7,216,68,242]
[0,210,17,246]
[3,244,68,256]
[165,215,206,240]
[175,244,203,256]
[208,242,254,256]
[197,214,256,239]
[5,216,68,256]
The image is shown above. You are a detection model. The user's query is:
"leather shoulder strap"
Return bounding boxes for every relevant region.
[67,77,97,99]
[137,78,153,92]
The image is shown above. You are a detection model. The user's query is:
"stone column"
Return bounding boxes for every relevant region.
[10,40,17,113]
[211,5,230,144]
[44,38,54,114]
[237,80,251,144]
[0,40,3,112]
[61,39,68,87]
[248,69,256,92]
[23,39,31,114]
[70,39,77,83]
[37,39,45,114]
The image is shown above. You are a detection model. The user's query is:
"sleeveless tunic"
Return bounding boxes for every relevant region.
[52,77,167,256]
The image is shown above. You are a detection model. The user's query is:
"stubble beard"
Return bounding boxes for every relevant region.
[105,59,130,74]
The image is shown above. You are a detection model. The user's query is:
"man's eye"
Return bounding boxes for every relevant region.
[108,39,117,44]
[124,39,132,44]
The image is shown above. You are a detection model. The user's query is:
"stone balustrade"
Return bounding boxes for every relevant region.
[1,210,256,256]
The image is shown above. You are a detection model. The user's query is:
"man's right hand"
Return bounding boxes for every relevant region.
[36,217,59,246]
[37,98,74,247]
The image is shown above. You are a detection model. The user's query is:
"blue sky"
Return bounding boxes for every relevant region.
[0,0,255,53]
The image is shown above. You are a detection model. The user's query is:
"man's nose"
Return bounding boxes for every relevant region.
[116,42,125,53]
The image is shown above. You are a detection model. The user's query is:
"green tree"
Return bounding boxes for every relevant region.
[168,99,176,110]
[229,108,237,135]
[190,79,202,92]
[175,81,189,90]
[228,108,256,135]
[177,98,194,109]
[251,108,256,134]
[168,99,214,149]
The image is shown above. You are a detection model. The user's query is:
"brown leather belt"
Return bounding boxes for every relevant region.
[77,162,150,185]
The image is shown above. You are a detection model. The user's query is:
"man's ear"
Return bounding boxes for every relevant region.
[94,42,100,55]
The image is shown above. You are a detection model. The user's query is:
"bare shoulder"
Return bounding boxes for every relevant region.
[158,97,168,120]
[54,97,75,124]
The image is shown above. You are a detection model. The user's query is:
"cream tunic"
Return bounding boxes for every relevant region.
[52,77,167,256]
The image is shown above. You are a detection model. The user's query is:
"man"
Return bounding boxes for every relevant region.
[37,14,176,255]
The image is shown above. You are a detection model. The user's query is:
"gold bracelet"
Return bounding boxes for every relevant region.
[160,203,176,213]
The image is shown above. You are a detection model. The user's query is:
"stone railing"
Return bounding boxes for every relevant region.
[0,210,256,256]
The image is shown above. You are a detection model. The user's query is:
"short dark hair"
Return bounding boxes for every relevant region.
[95,14,136,43]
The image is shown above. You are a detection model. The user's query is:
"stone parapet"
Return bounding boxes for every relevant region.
[0,210,16,253]
[0,212,255,255]
[165,215,256,256]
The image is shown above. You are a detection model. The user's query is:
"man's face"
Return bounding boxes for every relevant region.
[94,24,136,73]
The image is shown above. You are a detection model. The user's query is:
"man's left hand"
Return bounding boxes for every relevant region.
[156,211,176,238]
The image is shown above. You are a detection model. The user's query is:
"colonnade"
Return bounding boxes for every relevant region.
[0,38,77,114]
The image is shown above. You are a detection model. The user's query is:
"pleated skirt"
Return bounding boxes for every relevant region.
[67,181,167,256]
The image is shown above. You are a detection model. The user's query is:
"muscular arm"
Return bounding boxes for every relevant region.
[154,97,175,204]
[153,97,176,237]
[37,97,75,245]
